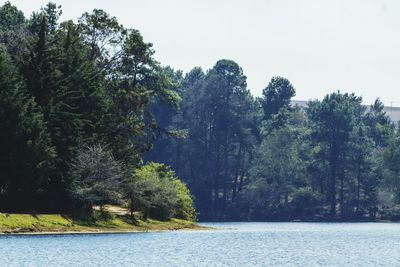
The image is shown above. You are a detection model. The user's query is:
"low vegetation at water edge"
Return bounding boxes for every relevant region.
[0,210,202,234]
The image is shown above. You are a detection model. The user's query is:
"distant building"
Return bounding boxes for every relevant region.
[291,100,400,122]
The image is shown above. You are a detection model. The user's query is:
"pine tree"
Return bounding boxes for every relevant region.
[0,48,55,211]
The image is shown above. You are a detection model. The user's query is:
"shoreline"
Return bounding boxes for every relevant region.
[0,213,210,236]
[0,225,210,236]
[2,220,398,236]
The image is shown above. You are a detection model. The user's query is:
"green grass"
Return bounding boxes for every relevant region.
[133,218,198,231]
[0,213,205,234]
[0,214,76,232]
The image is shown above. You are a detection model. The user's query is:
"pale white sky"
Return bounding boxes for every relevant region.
[3,0,400,105]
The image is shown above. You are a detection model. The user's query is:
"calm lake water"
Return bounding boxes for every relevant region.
[1,222,400,266]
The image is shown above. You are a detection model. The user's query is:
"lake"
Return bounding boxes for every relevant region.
[1,222,400,266]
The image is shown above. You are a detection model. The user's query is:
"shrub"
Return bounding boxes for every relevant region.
[381,205,400,221]
[126,162,195,221]
[173,179,196,221]
[291,187,322,218]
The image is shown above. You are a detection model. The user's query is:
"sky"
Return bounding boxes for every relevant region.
[3,0,400,105]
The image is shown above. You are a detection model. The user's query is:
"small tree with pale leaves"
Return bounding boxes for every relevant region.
[70,144,123,214]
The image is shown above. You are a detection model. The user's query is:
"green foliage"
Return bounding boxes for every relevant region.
[126,163,195,221]
[78,8,124,63]
[173,179,197,221]
[0,48,56,211]
[0,2,185,214]
[262,76,295,120]
[290,187,322,218]
[0,1,27,58]
[307,92,363,216]
[243,114,310,220]
[0,2,25,29]
[364,99,393,147]
[148,60,258,220]
[378,131,400,204]
[1,1,400,223]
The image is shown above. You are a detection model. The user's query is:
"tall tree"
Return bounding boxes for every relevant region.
[146,60,258,220]
[307,92,363,217]
[78,9,124,69]
[244,108,310,220]
[0,48,55,211]
[262,76,295,120]
[0,2,28,59]
[107,29,180,167]
[364,98,393,147]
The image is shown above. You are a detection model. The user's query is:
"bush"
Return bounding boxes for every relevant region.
[173,179,196,221]
[381,205,400,221]
[290,187,322,218]
[126,162,196,221]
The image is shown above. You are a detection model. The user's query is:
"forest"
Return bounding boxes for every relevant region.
[1,2,400,222]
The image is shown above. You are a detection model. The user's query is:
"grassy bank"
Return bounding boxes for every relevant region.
[0,212,205,234]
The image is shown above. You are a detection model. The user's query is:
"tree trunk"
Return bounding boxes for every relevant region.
[222,136,229,209]
[232,143,243,202]
[340,175,344,218]
[329,159,337,217]
[356,161,362,213]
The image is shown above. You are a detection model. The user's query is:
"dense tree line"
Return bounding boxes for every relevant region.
[2,2,400,222]
[0,2,193,221]
[148,65,400,222]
